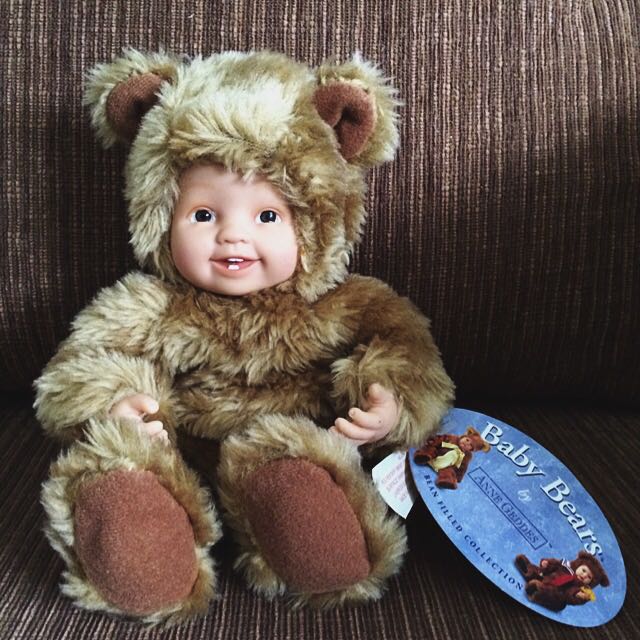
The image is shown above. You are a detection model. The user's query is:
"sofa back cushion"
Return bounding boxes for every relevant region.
[1,1,638,406]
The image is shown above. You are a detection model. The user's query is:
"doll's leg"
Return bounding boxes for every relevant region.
[41,417,221,625]
[435,467,458,489]
[525,578,543,596]
[514,554,540,580]
[217,414,407,607]
[526,584,565,611]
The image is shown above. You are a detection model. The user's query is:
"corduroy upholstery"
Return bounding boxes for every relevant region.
[0,1,638,638]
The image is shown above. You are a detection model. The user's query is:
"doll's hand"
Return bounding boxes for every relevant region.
[541,560,549,569]
[576,590,590,601]
[108,393,169,445]
[330,383,400,446]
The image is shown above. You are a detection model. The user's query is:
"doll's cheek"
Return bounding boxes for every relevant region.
[272,244,299,282]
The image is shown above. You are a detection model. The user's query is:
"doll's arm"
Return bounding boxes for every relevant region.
[33,272,174,443]
[540,558,563,574]
[413,435,446,464]
[330,275,454,452]
[567,587,591,605]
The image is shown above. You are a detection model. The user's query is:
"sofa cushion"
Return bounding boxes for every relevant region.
[1,1,638,405]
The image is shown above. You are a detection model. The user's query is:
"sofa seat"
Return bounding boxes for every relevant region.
[0,398,637,639]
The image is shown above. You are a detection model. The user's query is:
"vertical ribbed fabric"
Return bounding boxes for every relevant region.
[1,1,638,404]
[0,403,638,638]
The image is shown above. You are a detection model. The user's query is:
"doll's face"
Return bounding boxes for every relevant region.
[459,436,473,453]
[575,564,593,585]
[171,164,299,296]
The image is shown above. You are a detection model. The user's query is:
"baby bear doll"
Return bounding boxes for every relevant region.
[515,551,610,611]
[413,427,489,489]
[34,49,454,625]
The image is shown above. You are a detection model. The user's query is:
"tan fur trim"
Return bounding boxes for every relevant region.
[41,417,221,626]
[33,273,174,439]
[316,53,401,167]
[329,276,455,451]
[217,415,407,606]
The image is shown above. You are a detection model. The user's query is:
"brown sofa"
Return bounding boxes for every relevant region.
[1,1,638,638]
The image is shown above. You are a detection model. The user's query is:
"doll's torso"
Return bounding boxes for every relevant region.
[153,274,375,438]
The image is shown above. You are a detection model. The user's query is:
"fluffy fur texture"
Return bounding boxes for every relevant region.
[41,417,221,626]
[82,48,401,302]
[217,415,407,607]
[35,48,455,624]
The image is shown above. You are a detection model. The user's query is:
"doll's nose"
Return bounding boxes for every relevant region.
[216,217,251,244]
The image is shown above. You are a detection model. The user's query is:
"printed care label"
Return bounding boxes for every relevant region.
[372,450,417,518]
[407,408,626,628]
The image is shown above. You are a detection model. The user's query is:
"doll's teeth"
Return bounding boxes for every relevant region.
[226,258,244,271]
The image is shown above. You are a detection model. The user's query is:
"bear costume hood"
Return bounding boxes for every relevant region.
[83,48,400,303]
[571,551,610,588]
[462,427,491,452]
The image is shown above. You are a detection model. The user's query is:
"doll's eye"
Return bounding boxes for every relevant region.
[189,208,216,223]
[256,209,281,224]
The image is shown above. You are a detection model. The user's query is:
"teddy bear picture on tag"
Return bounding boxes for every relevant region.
[515,550,611,612]
[413,427,490,490]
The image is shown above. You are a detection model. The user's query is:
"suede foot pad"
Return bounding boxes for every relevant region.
[74,469,198,615]
[244,457,371,593]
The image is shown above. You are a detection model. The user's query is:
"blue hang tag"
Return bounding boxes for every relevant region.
[408,408,626,627]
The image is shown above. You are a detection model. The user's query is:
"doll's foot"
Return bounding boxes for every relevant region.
[243,457,371,593]
[435,467,458,489]
[73,469,198,615]
[525,579,542,596]
[217,414,407,607]
[41,417,221,624]
[515,554,538,580]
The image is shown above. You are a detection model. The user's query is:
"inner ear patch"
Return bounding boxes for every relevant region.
[313,82,377,160]
[106,72,165,144]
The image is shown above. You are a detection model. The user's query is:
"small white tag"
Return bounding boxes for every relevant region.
[372,450,416,519]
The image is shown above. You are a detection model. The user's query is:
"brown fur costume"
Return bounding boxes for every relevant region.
[515,551,610,611]
[34,49,454,625]
[413,427,489,489]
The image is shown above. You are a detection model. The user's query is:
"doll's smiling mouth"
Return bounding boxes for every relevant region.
[211,257,259,272]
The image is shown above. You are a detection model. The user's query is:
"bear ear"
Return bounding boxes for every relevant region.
[83,48,183,148]
[313,81,377,161]
[314,54,401,166]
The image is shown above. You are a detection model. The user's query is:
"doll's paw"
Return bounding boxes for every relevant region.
[515,554,530,574]
[73,469,198,615]
[243,457,371,593]
[435,477,457,489]
[525,579,542,596]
